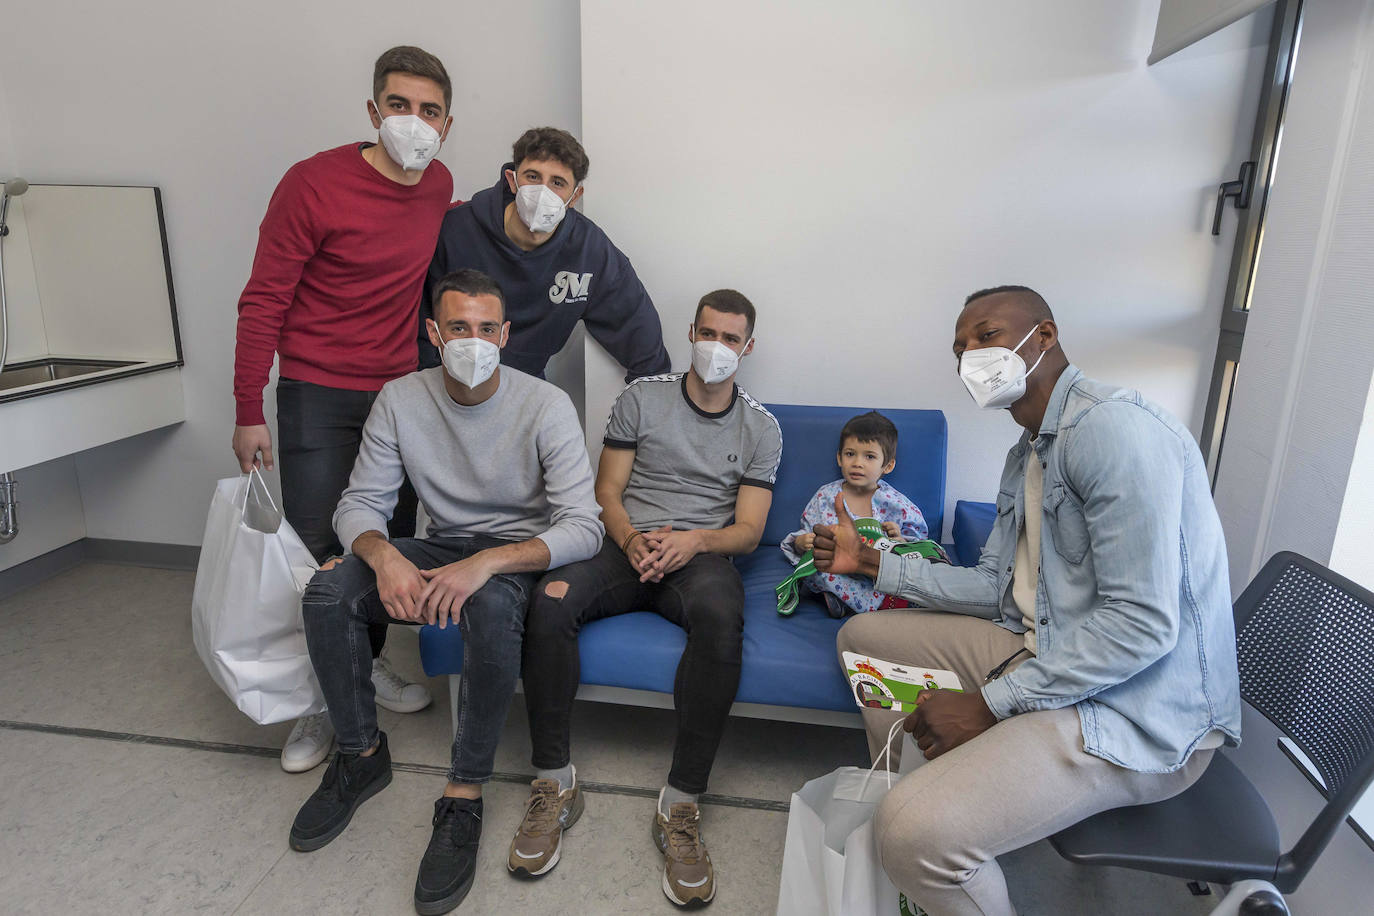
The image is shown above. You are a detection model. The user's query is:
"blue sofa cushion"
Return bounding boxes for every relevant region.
[733,551,852,710]
[951,499,996,568]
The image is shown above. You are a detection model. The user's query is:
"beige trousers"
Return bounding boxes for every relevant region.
[836,610,1210,916]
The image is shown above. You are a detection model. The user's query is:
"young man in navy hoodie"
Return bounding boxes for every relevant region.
[231,46,453,775]
[422,127,670,381]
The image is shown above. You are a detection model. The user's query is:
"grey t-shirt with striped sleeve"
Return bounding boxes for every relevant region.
[603,373,783,532]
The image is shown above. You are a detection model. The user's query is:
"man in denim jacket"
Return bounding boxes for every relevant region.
[818,285,1241,916]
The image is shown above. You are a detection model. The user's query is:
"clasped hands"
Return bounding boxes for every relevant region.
[623,525,703,582]
[362,550,493,629]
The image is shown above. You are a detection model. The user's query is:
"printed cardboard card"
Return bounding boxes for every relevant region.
[841,651,963,712]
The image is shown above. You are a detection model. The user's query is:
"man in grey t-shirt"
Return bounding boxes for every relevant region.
[288,269,603,915]
[509,289,782,909]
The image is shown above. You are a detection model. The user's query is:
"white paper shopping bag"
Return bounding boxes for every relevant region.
[191,469,323,724]
[777,723,929,915]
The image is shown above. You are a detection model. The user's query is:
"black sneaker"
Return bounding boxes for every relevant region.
[822,593,851,619]
[414,796,483,915]
[288,732,393,852]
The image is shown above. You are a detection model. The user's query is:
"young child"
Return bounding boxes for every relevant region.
[780,411,928,616]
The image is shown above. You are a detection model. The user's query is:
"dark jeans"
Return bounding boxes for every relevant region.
[301,536,535,783]
[277,377,419,658]
[524,536,745,795]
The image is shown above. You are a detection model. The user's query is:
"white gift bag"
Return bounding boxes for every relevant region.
[191,468,324,724]
[777,723,928,916]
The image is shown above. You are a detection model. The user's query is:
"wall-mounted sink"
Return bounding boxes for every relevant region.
[0,357,139,393]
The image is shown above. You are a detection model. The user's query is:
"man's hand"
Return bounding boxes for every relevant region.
[623,524,670,575]
[813,494,878,577]
[373,550,427,623]
[639,528,703,583]
[232,424,274,472]
[903,688,998,760]
[418,554,494,629]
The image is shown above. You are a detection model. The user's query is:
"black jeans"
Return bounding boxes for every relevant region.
[277,377,418,658]
[524,537,745,795]
[301,536,535,783]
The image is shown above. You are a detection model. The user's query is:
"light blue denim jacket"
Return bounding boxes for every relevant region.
[875,366,1241,773]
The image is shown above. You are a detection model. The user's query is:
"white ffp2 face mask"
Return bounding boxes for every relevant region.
[376,109,442,172]
[691,339,745,385]
[432,322,501,388]
[958,325,1045,410]
[513,180,572,234]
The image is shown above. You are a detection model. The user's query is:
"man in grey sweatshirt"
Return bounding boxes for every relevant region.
[288,268,603,916]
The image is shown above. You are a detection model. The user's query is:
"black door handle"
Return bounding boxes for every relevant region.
[1212,160,1256,236]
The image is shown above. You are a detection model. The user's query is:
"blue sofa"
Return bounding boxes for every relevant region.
[419,404,993,726]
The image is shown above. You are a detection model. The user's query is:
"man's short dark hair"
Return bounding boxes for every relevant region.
[373,46,452,112]
[431,269,505,321]
[963,285,1054,323]
[512,127,590,183]
[694,289,756,337]
[838,411,899,464]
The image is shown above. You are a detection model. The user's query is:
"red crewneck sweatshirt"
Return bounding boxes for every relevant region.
[233,143,453,426]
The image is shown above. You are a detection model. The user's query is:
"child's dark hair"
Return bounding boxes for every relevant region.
[838,411,898,464]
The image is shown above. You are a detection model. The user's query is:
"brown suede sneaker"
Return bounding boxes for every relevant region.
[651,795,715,908]
[507,773,584,878]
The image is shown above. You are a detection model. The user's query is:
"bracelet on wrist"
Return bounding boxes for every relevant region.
[622,530,643,553]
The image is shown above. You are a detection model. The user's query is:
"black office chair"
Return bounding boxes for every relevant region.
[1049,551,1374,915]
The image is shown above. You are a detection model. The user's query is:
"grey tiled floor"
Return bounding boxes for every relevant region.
[0,562,1214,914]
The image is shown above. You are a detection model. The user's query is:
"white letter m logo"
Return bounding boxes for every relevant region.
[549,271,593,304]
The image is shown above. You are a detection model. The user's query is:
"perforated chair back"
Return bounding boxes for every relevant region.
[1049,551,1374,894]
[1233,551,1374,887]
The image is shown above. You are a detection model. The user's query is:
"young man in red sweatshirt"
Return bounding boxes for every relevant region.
[231,45,454,775]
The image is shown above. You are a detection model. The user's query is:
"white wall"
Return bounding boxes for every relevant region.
[0,457,86,570]
[579,0,1268,536]
[0,0,581,562]
[1330,369,1374,585]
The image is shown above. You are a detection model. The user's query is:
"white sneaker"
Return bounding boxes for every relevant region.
[281,711,334,773]
[372,656,432,714]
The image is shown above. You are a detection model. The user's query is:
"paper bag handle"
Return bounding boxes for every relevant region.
[238,465,281,515]
[858,718,907,797]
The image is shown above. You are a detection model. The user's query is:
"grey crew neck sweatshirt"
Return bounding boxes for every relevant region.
[333,367,603,568]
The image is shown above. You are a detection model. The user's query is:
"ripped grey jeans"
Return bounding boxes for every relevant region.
[301,535,535,783]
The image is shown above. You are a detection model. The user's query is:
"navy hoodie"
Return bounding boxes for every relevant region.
[422,165,671,382]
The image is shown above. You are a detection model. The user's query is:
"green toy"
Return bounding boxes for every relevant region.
[853,516,885,541]
[775,551,817,616]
